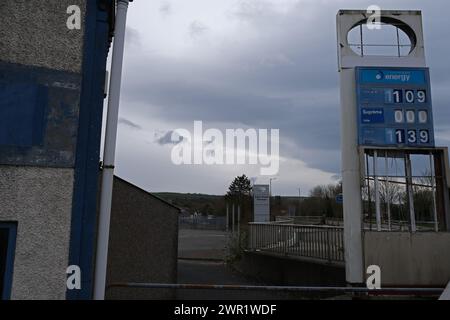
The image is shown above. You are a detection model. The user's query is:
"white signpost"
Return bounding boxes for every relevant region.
[253,185,270,222]
[337,9,427,285]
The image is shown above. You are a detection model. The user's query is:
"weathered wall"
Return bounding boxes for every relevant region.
[0,0,87,299]
[105,177,179,300]
[0,0,86,73]
[237,251,346,288]
[364,232,450,286]
[0,167,74,299]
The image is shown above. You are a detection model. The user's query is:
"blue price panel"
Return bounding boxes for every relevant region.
[356,67,435,148]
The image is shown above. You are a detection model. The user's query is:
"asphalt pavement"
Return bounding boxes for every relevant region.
[176,228,295,300]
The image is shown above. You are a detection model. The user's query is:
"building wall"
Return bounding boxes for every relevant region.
[1,0,114,299]
[364,232,450,286]
[105,177,179,300]
[0,167,74,299]
[0,0,89,299]
[237,251,345,288]
[0,0,86,73]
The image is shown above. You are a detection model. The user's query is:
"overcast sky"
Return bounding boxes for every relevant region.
[105,0,450,196]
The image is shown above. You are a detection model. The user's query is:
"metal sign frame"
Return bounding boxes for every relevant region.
[356,66,435,148]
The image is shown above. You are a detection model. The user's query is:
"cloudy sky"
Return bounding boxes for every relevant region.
[105,0,450,196]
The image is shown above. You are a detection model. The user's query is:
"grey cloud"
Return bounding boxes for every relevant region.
[120,0,450,177]
[155,130,185,145]
[188,20,209,38]
[125,26,142,49]
[118,117,142,130]
[229,0,276,22]
[159,1,172,16]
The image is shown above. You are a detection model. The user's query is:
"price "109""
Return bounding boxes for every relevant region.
[390,89,426,104]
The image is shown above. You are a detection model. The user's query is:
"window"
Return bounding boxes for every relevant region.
[0,223,17,300]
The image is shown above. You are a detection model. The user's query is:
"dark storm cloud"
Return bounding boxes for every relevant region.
[121,0,450,176]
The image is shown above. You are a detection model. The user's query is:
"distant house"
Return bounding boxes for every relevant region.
[105,176,180,300]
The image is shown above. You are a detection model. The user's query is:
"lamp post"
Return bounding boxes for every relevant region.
[269,178,277,197]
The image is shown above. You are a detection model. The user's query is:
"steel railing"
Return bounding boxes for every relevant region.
[248,223,344,263]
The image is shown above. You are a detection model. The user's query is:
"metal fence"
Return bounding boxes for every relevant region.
[248,223,344,264]
[179,215,227,231]
[275,216,324,225]
[275,216,345,226]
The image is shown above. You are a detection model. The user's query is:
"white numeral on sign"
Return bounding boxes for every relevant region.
[405,90,415,103]
[407,130,417,144]
[395,130,405,144]
[393,90,402,103]
[406,110,415,123]
[417,90,426,103]
[418,110,428,124]
[394,110,404,123]
[419,130,429,143]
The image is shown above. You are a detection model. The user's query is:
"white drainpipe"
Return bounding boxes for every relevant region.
[94,0,130,300]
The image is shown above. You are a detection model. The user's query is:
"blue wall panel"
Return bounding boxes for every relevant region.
[0,84,47,147]
[0,62,81,167]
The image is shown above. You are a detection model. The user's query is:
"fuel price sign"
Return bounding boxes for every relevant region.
[356,67,435,148]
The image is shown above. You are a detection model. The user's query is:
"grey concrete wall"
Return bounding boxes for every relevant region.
[0,166,74,299]
[364,232,450,286]
[0,0,86,73]
[105,177,179,300]
[237,251,345,288]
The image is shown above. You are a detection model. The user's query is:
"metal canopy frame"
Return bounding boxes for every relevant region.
[359,147,450,232]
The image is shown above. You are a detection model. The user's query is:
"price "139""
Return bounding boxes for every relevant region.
[395,129,429,144]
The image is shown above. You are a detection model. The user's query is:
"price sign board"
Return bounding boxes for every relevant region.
[356,67,435,148]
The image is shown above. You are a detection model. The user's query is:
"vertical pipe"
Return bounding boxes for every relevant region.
[405,154,417,232]
[385,152,392,231]
[374,150,382,231]
[232,204,235,235]
[326,229,331,261]
[226,204,229,232]
[367,153,373,231]
[237,206,241,233]
[360,24,364,57]
[430,153,439,232]
[94,0,130,300]
[237,205,241,244]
